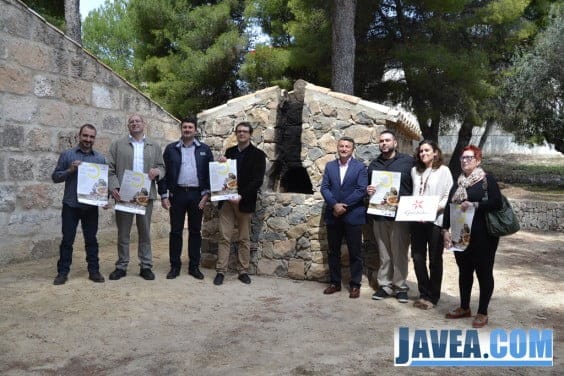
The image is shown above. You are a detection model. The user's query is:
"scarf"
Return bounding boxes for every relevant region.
[452,167,486,204]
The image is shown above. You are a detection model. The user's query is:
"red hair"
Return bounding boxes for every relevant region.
[462,145,482,161]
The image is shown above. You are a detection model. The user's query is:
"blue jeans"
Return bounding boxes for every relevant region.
[57,203,100,275]
[169,188,203,270]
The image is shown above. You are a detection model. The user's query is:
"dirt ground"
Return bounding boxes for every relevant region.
[1,230,562,375]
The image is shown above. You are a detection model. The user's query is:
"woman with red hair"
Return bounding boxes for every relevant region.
[442,145,503,328]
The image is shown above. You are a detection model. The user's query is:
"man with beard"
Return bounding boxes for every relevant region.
[367,130,414,303]
[52,124,106,285]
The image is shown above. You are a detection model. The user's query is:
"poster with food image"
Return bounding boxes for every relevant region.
[77,162,109,206]
[209,159,238,202]
[447,203,475,252]
[367,171,401,217]
[114,170,151,215]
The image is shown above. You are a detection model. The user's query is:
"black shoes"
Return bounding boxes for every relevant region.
[88,271,105,283]
[109,269,127,280]
[238,273,251,284]
[188,268,204,280]
[140,268,155,280]
[166,267,180,279]
[53,274,68,285]
[213,273,224,286]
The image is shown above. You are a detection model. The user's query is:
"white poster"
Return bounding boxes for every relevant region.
[367,171,401,217]
[77,162,109,207]
[447,203,475,252]
[114,170,151,215]
[395,196,440,222]
[209,160,239,202]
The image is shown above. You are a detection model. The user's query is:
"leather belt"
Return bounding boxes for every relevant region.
[175,186,200,192]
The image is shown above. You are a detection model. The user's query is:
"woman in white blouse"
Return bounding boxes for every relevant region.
[410,140,453,310]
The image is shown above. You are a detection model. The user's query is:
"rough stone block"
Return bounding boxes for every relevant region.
[257,259,287,277]
[267,217,290,232]
[57,130,78,152]
[306,263,329,280]
[33,75,58,98]
[92,84,120,110]
[8,158,34,180]
[344,125,372,144]
[288,259,305,280]
[286,223,308,239]
[271,239,296,258]
[38,99,70,127]
[17,184,54,209]
[60,78,90,104]
[11,40,51,71]
[0,186,16,212]
[30,238,59,259]
[1,124,24,148]
[4,95,37,122]
[25,127,53,151]
[0,61,32,95]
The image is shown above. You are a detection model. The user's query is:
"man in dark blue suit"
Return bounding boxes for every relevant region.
[320,137,368,298]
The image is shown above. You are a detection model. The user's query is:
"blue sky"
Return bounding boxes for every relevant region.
[80,0,106,19]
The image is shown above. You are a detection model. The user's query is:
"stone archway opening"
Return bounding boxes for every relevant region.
[267,81,314,194]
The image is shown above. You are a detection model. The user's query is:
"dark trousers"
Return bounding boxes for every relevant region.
[57,203,99,275]
[454,235,499,315]
[411,222,443,305]
[326,222,363,288]
[169,189,203,270]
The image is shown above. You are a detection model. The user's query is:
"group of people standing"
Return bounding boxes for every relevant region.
[320,130,502,328]
[52,115,266,288]
[52,117,502,328]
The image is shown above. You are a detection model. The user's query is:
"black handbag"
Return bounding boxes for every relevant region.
[482,178,520,237]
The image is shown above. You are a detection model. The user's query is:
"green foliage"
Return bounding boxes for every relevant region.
[82,0,137,82]
[499,3,563,151]
[21,0,65,29]
[127,0,248,117]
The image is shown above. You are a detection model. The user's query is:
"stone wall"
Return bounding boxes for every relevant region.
[198,81,420,283]
[511,199,563,232]
[0,0,179,264]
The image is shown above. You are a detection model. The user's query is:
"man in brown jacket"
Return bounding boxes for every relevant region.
[107,114,165,281]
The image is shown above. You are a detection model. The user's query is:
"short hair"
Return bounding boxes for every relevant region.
[379,129,396,140]
[127,114,144,124]
[79,124,96,135]
[181,116,198,129]
[235,121,253,135]
[414,139,443,172]
[462,144,482,161]
[338,136,355,149]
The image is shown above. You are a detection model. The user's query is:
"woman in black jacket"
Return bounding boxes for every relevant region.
[442,145,502,328]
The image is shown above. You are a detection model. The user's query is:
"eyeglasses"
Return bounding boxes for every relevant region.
[236,130,250,134]
[460,156,475,161]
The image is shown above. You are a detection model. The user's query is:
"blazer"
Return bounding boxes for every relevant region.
[225,143,266,213]
[320,157,368,226]
[158,139,214,196]
[107,136,166,200]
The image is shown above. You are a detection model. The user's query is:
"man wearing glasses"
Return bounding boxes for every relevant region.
[213,122,266,286]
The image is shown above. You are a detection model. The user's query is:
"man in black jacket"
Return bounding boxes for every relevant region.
[367,130,414,303]
[213,122,266,286]
[158,116,214,280]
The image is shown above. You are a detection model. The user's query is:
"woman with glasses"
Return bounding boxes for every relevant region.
[442,145,502,328]
[410,140,453,310]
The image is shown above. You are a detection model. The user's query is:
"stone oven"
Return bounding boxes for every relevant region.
[198,80,420,284]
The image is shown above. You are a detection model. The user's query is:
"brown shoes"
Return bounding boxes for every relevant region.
[445,307,472,319]
[349,287,360,299]
[472,314,488,328]
[323,284,341,294]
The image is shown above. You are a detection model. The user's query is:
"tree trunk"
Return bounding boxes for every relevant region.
[448,118,474,178]
[331,0,356,95]
[478,119,494,149]
[420,114,440,142]
[65,0,81,44]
